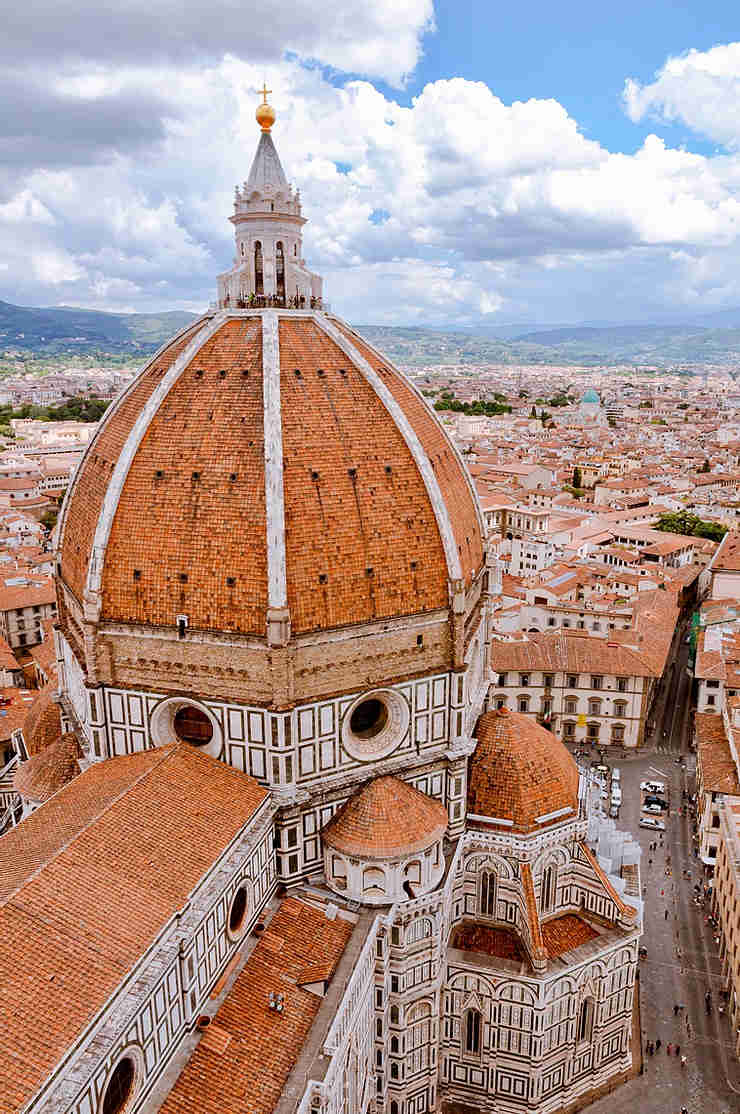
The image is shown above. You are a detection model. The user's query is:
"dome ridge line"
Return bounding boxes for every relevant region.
[328,319,486,545]
[56,313,210,566]
[261,311,289,641]
[82,312,226,617]
[316,314,464,583]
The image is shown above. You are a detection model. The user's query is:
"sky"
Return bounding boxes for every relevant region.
[3,0,740,327]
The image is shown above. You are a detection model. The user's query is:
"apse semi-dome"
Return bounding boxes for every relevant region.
[467,707,579,834]
[322,775,448,904]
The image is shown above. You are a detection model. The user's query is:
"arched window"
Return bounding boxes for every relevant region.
[405,860,421,884]
[480,870,496,918]
[577,997,594,1042]
[464,1008,481,1054]
[276,241,285,301]
[541,863,556,913]
[254,241,264,295]
[363,866,385,896]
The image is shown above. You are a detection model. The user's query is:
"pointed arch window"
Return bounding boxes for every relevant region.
[577,997,594,1043]
[464,1008,481,1055]
[480,870,497,918]
[542,863,556,913]
[276,240,285,302]
[254,241,264,295]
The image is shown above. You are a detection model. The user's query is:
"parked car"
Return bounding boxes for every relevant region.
[644,796,668,810]
[641,780,666,794]
[639,816,666,831]
[643,803,663,815]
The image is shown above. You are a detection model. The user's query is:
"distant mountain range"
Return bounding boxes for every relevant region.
[2,298,740,370]
[0,300,196,355]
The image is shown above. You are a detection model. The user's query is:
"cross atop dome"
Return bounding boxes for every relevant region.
[256,83,275,132]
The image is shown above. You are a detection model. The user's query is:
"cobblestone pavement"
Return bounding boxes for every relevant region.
[578,740,740,1114]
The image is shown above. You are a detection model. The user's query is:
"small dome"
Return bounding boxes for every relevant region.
[322,775,448,858]
[581,388,600,404]
[468,708,579,834]
[14,732,82,804]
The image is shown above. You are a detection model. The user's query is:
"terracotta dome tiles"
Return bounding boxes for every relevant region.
[468,707,579,834]
[101,318,268,633]
[59,311,485,640]
[331,321,484,586]
[322,775,448,858]
[60,318,207,603]
[279,318,449,633]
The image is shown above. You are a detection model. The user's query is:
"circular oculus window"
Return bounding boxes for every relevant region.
[99,1048,144,1114]
[150,697,222,759]
[227,882,252,941]
[342,690,409,761]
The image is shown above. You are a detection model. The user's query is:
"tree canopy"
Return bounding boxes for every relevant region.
[654,511,727,543]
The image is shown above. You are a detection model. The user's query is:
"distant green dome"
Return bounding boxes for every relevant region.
[581,388,600,404]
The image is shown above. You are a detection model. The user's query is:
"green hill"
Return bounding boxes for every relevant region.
[0,300,198,356]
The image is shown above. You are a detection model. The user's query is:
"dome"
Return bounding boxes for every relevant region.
[467,707,579,834]
[581,388,599,404]
[322,775,448,858]
[13,732,82,804]
[58,313,484,641]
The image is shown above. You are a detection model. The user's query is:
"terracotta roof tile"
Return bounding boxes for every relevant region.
[160,897,353,1114]
[13,732,81,803]
[541,913,598,957]
[451,921,524,962]
[696,712,740,795]
[467,708,579,834]
[322,775,447,857]
[19,681,61,757]
[0,743,268,1112]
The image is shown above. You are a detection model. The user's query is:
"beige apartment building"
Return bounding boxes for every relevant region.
[713,799,740,1056]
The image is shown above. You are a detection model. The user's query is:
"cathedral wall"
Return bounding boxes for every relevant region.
[42,813,276,1114]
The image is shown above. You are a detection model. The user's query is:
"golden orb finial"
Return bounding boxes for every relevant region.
[256,83,275,131]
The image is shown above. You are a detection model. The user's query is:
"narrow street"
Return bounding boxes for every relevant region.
[579,630,740,1113]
